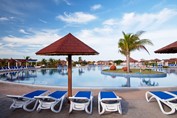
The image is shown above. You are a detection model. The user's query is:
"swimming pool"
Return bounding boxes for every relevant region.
[0,66,177,88]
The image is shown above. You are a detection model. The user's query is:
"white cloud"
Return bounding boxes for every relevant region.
[63,0,71,6]
[0,17,9,21]
[77,26,177,61]
[19,29,29,34]
[103,19,118,26]
[75,8,177,61]
[131,29,177,60]
[39,19,47,23]
[3,29,60,45]
[57,12,97,24]
[119,8,177,31]
[0,48,25,57]
[76,26,122,61]
[0,16,15,22]
[1,29,61,58]
[91,4,102,10]
[53,0,71,5]
[1,8,177,61]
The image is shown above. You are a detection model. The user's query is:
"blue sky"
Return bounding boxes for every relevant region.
[1,0,177,61]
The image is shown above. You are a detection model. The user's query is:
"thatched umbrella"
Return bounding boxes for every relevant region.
[36,33,99,97]
[155,41,177,53]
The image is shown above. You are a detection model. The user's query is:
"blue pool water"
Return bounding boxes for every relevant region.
[0,66,177,88]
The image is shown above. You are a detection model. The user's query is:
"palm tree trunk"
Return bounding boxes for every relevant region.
[126,54,130,73]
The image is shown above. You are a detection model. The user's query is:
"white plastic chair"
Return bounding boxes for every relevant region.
[7,90,47,112]
[145,91,177,115]
[35,90,67,113]
[98,91,122,115]
[69,91,93,114]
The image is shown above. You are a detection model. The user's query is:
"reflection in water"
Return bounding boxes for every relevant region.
[41,69,47,75]
[122,77,131,87]
[0,70,37,83]
[0,66,176,88]
[97,65,108,71]
[49,69,57,75]
[87,66,91,71]
[111,75,116,79]
[140,78,159,86]
[78,68,84,75]
[152,67,163,72]
[57,65,67,75]
[6,72,18,81]
[57,66,68,76]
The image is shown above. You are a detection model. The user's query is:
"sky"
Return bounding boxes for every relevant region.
[1,0,177,61]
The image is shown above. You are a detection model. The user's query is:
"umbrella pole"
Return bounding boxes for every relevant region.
[68,55,72,97]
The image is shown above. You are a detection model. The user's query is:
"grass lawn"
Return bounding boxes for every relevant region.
[103,69,164,74]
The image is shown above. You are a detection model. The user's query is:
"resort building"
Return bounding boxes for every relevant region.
[97,60,114,65]
[120,57,139,67]
[163,58,177,67]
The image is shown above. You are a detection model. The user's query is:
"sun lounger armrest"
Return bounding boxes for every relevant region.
[37,95,64,101]
[101,98,122,101]
[35,96,56,100]
[69,97,91,100]
[7,95,24,99]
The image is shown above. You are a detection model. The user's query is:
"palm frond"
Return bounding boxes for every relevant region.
[135,31,145,37]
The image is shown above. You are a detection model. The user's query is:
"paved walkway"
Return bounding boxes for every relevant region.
[0,82,177,118]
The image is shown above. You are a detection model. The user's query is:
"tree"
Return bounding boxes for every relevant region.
[78,57,82,62]
[24,56,31,67]
[41,58,47,65]
[114,60,123,65]
[118,31,153,72]
[24,56,30,60]
[48,58,55,67]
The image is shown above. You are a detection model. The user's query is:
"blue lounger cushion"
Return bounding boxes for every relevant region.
[48,91,67,99]
[24,90,47,98]
[168,91,177,96]
[75,91,91,99]
[100,91,117,99]
[150,91,175,100]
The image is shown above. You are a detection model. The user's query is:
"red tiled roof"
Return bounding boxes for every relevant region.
[124,57,138,62]
[36,33,99,55]
[152,58,161,62]
[8,58,16,63]
[139,59,147,62]
[15,59,27,62]
[155,41,177,53]
[129,57,138,62]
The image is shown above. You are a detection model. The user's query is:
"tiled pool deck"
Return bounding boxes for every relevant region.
[0,82,177,118]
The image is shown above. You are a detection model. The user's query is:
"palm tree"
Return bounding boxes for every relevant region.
[24,56,30,60]
[48,58,54,67]
[41,58,47,65]
[118,31,153,73]
[24,56,31,67]
[78,57,82,65]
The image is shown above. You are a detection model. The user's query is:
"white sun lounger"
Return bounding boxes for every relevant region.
[69,91,93,114]
[7,90,47,112]
[98,91,122,115]
[35,90,67,113]
[145,91,177,115]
